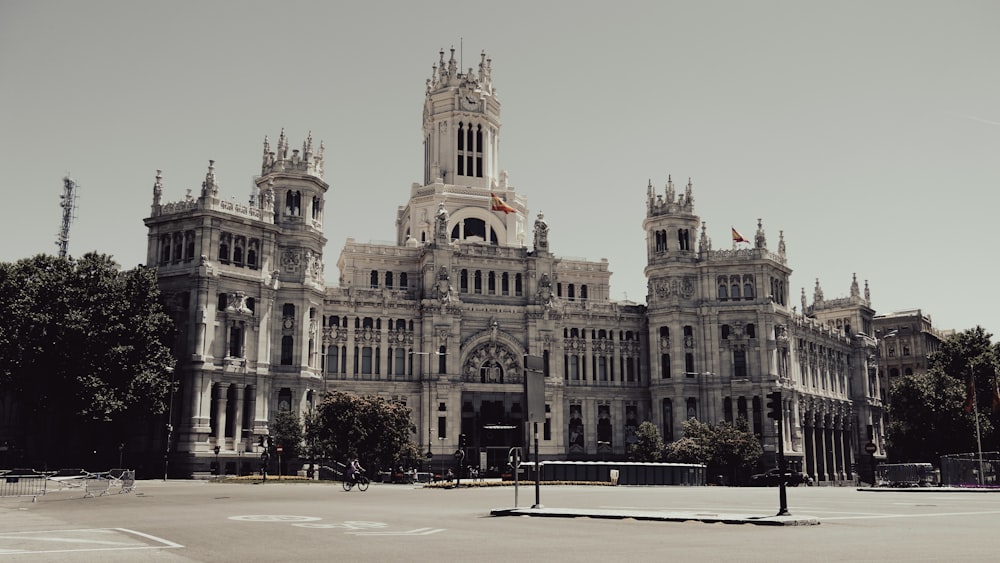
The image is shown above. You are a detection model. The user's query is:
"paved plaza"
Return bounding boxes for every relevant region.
[3,480,999,561]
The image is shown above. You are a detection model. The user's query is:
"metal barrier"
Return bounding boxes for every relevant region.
[106,468,136,494]
[940,452,1000,488]
[84,475,112,498]
[1,474,48,502]
[117,470,136,494]
[875,463,937,487]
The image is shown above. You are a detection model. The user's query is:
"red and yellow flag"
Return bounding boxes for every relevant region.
[963,377,977,413]
[732,227,749,243]
[491,193,516,214]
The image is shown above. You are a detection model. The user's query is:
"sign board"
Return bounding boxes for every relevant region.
[276,446,284,453]
[524,370,545,424]
[864,442,877,454]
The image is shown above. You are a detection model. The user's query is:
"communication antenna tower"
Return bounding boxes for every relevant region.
[56,176,78,259]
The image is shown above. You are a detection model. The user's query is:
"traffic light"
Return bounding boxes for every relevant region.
[766,391,782,421]
[458,433,467,449]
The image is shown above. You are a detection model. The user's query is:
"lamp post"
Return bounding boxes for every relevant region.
[213,445,221,478]
[163,366,175,481]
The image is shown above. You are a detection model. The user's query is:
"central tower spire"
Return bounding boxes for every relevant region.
[422,47,501,188]
[398,48,525,249]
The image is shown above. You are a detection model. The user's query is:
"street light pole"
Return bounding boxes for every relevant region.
[163,366,175,481]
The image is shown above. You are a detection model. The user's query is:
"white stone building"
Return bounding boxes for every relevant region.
[144,48,885,483]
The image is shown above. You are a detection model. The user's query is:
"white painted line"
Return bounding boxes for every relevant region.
[228,515,322,522]
[349,527,446,536]
[822,510,1000,521]
[0,527,182,555]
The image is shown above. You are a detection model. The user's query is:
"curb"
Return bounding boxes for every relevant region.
[489,506,820,526]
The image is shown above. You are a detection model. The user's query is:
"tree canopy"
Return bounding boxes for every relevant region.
[628,421,665,462]
[887,326,1000,463]
[305,391,419,472]
[0,253,175,468]
[664,418,763,484]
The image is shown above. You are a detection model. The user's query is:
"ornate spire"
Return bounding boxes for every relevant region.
[201,160,218,199]
[778,230,786,256]
[801,287,807,312]
[813,278,824,304]
[850,273,860,298]
[754,218,767,249]
[864,279,871,304]
[260,129,324,178]
[698,221,710,252]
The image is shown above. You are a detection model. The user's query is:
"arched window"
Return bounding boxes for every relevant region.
[399,272,408,289]
[686,398,697,420]
[385,271,394,289]
[370,270,379,288]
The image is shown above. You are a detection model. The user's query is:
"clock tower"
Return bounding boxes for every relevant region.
[397,47,525,248]
[422,47,501,188]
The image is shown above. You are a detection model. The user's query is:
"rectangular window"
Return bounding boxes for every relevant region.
[361,347,373,374]
[438,416,447,439]
[734,350,747,378]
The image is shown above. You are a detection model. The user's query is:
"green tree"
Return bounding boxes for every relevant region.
[887,326,998,463]
[270,409,305,459]
[664,418,763,484]
[306,391,419,473]
[664,436,711,465]
[0,253,175,469]
[628,421,665,461]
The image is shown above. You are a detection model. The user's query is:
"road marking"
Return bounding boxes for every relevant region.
[228,515,322,522]
[823,509,1000,520]
[293,521,386,530]
[349,527,445,536]
[0,528,182,555]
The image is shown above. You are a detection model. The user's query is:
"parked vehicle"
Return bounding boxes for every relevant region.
[749,468,811,487]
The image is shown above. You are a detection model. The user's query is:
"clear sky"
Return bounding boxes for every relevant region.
[2,1,998,338]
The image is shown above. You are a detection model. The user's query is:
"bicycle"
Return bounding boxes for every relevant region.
[342,472,370,491]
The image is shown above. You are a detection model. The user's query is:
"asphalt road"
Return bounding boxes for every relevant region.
[2,480,999,562]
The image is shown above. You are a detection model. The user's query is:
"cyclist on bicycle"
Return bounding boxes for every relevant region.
[348,457,364,484]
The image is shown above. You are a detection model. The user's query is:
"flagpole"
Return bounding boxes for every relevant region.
[968,373,985,486]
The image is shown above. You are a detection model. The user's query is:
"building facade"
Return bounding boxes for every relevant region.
[145,48,887,483]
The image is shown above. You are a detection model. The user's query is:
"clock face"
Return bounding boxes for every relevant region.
[461,95,478,111]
